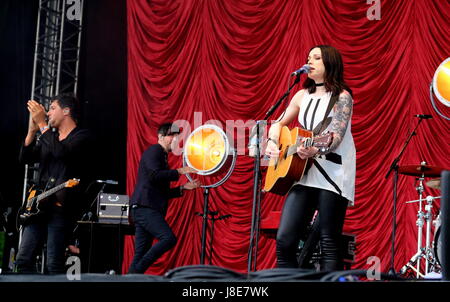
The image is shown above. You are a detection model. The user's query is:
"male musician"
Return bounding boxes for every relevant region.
[16,94,91,274]
[128,123,200,274]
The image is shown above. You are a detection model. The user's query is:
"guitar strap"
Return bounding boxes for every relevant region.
[313,93,339,135]
[312,160,342,195]
[311,93,343,196]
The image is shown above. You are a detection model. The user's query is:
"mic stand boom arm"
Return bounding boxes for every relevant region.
[264,75,301,120]
[385,118,423,179]
[385,117,423,274]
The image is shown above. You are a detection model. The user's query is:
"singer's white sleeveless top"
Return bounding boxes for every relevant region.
[294,90,356,205]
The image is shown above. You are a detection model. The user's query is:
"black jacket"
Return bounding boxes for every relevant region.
[19,127,92,212]
[130,144,182,213]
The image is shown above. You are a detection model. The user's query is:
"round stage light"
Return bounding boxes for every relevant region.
[432,57,450,107]
[183,124,233,176]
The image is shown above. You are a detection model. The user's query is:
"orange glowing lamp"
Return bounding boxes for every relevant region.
[433,58,450,107]
[183,125,234,177]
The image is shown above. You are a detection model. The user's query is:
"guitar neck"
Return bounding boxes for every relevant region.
[36,181,68,202]
[286,133,331,158]
[287,139,310,158]
[287,142,301,158]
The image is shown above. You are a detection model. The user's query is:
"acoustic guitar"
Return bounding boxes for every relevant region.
[263,127,332,195]
[18,178,80,225]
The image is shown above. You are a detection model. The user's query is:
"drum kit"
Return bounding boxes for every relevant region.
[398,161,444,278]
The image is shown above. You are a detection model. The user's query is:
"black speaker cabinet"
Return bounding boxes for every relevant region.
[76,221,134,274]
[441,170,449,280]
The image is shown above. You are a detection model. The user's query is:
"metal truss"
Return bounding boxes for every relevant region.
[31,0,84,108]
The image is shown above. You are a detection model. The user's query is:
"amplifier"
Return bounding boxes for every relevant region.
[342,232,356,264]
[97,193,129,224]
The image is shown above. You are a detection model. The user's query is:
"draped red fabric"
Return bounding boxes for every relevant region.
[124,0,450,275]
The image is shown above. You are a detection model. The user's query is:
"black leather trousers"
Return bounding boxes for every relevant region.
[276,185,348,271]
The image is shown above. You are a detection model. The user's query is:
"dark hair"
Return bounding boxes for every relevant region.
[303,45,352,96]
[52,93,81,123]
[158,123,180,136]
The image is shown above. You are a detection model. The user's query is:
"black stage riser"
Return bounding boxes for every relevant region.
[441,171,450,280]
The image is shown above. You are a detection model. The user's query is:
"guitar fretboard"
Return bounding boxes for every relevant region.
[286,134,332,158]
[36,182,68,202]
[286,138,312,158]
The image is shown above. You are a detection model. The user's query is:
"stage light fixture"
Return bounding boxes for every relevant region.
[183,124,234,177]
[432,57,450,107]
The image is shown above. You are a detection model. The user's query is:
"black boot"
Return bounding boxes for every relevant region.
[319,235,342,271]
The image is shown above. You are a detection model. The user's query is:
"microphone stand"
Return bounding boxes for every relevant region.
[385,117,424,275]
[73,182,106,232]
[200,188,210,265]
[247,74,301,273]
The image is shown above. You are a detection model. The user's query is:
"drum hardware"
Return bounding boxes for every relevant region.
[384,115,429,275]
[400,251,426,278]
[400,162,445,277]
[404,194,442,276]
[432,212,443,270]
[405,195,441,204]
[426,178,441,190]
[398,164,443,178]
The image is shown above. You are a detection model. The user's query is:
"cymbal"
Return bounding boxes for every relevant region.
[426,178,441,190]
[398,164,444,177]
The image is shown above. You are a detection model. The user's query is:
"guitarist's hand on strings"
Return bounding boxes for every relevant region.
[297,140,319,160]
[265,139,280,159]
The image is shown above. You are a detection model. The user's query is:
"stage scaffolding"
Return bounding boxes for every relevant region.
[16,0,85,273]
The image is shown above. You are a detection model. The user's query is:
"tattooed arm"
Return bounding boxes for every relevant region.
[321,91,353,154]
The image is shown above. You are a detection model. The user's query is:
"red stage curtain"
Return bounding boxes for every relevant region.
[124,0,450,275]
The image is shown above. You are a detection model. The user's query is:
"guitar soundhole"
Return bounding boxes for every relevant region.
[279,145,286,161]
[272,144,282,169]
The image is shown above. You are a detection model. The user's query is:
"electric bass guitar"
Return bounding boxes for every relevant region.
[263,127,332,195]
[18,178,80,225]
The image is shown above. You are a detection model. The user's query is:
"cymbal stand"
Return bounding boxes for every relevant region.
[424,194,439,274]
[400,175,425,278]
[415,176,425,276]
[400,172,440,277]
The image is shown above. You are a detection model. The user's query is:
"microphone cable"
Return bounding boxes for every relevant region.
[165,265,246,281]
[248,268,327,281]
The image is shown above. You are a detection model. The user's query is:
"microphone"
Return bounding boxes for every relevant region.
[414,114,432,119]
[96,179,118,185]
[291,64,311,76]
